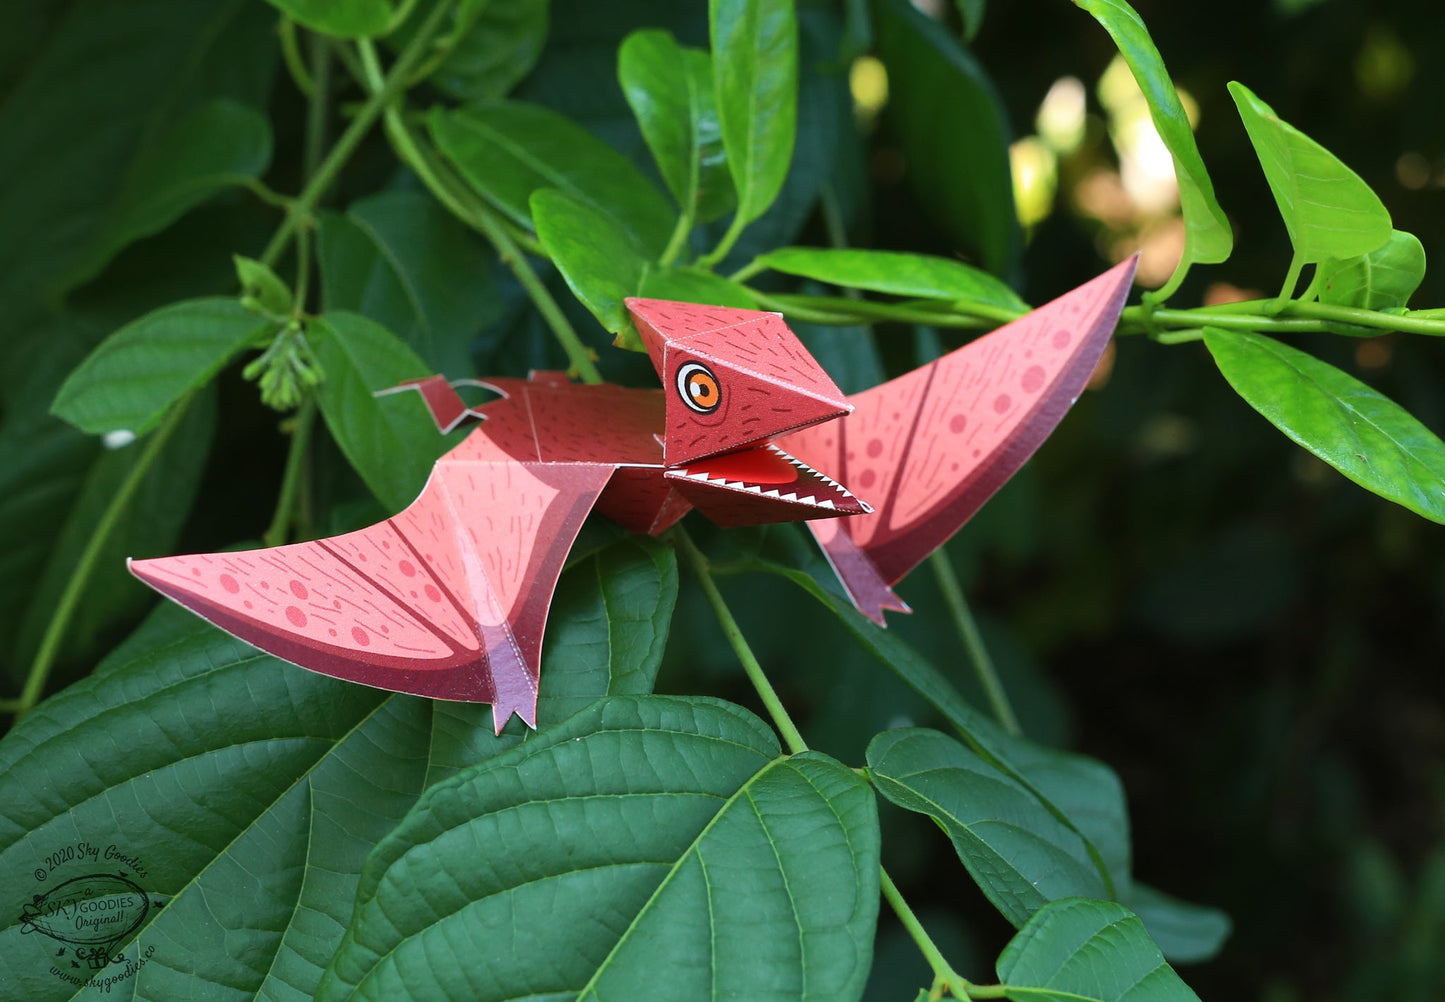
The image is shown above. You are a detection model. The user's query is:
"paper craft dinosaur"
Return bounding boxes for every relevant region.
[130,258,1135,730]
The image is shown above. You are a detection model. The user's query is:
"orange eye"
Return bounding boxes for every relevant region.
[676,361,721,414]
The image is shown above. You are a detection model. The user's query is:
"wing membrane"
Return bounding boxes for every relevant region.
[780,259,1136,619]
[132,458,615,731]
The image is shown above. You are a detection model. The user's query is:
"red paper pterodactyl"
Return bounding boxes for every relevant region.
[130,258,1135,730]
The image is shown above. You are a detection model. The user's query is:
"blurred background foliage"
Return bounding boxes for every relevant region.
[2,0,1443,997]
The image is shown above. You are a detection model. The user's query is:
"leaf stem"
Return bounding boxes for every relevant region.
[263,399,317,547]
[258,0,455,270]
[879,867,974,999]
[659,205,696,268]
[673,527,808,755]
[928,551,1021,736]
[278,17,314,97]
[698,211,749,268]
[15,396,194,715]
[1275,251,1306,309]
[353,40,604,385]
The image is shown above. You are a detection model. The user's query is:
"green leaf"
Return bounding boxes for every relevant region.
[531,187,648,337]
[872,0,1017,276]
[430,100,676,255]
[1073,0,1231,297]
[65,99,273,291]
[996,898,1201,1001]
[405,0,549,102]
[1318,229,1426,311]
[755,246,1029,312]
[0,604,424,1000]
[1126,884,1232,965]
[868,728,1112,926]
[51,298,271,436]
[316,189,501,375]
[710,0,799,226]
[1204,327,1445,523]
[540,534,680,721]
[234,254,293,316]
[319,696,880,1002]
[265,0,392,37]
[619,29,736,223]
[13,388,217,674]
[1228,81,1392,264]
[308,312,454,512]
[0,0,275,319]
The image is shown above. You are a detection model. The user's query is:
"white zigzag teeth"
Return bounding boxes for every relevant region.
[763,489,781,499]
[818,499,836,510]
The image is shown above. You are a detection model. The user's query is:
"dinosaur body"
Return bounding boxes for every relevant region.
[130,257,1136,731]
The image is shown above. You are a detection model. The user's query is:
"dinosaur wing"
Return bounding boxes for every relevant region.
[130,455,615,732]
[779,258,1136,622]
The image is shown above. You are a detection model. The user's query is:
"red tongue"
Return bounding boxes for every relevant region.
[691,447,799,485]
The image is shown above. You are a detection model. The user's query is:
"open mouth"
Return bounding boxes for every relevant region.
[665,442,871,523]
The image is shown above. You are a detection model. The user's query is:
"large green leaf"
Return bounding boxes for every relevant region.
[531,187,648,338]
[620,29,735,225]
[430,100,676,255]
[319,696,880,1002]
[0,0,275,320]
[1318,229,1426,312]
[51,298,270,436]
[1228,82,1392,265]
[868,728,1112,926]
[1073,0,1231,297]
[308,312,454,512]
[264,0,392,37]
[871,0,1017,276]
[317,189,500,376]
[995,898,1200,1001]
[1204,327,1445,523]
[0,604,411,1001]
[710,0,799,227]
[755,246,1029,312]
[0,525,679,996]
[537,534,679,722]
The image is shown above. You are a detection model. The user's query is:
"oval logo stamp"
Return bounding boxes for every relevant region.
[16,840,166,990]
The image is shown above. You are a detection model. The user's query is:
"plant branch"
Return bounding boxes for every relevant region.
[929,551,1021,736]
[258,0,455,271]
[15,396,194,716]
[673,527,808,754]
[880,867,975,999]
[264,399,317,547]
[353,40,604,385]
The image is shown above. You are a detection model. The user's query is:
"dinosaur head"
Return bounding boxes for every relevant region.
[625,297,870,526]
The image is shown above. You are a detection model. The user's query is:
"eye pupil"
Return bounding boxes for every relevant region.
[676,362,721,413]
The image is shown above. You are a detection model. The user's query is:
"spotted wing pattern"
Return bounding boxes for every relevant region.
[130,457,614,731]
[779,258,1136,621]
